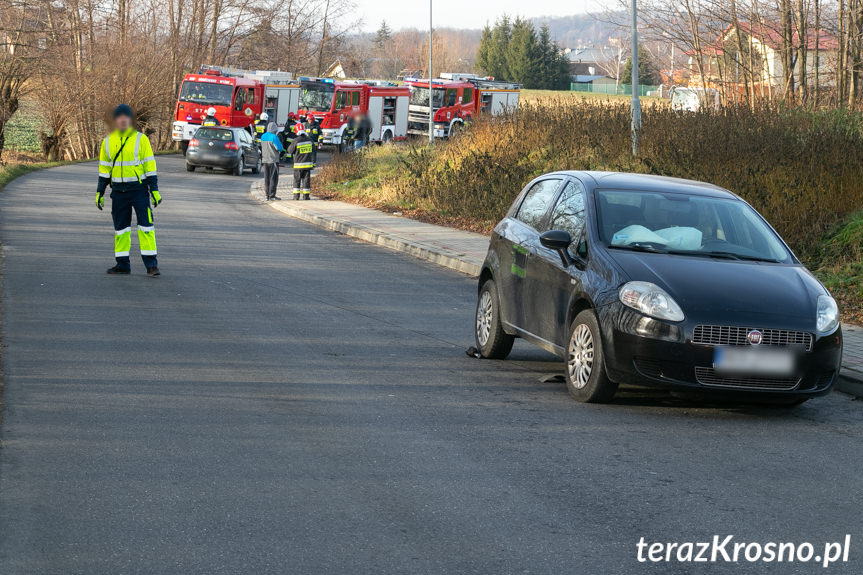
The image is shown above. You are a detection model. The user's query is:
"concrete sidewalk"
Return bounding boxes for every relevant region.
[250,181,488,275]
[250,182,863,396]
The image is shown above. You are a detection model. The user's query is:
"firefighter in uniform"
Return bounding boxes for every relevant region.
[96,104,162,276]
[253,112,268,139]
[288,124,314,201]
[306,115,321,164]
[342,117,356,152]
[202,107,219,127]
[282,113,297,163]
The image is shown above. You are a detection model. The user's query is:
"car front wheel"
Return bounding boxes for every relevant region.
[475,279,514,359]
[565,311,618,403]
[234,155,244,176]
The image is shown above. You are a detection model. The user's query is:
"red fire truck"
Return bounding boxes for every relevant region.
[297,77,410,148]
[405,73,521,138]
[172,66,299,152]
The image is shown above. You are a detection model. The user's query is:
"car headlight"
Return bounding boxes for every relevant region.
[619,281,685,322]
[816,295,839,333]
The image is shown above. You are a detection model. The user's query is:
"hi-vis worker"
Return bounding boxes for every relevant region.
[253,112,268,139]
[287,124,314,200]
[96,104,162,277]
[202,107,219,127]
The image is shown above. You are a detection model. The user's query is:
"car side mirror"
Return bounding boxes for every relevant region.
[540,230,572,251]
[540,230,574,267]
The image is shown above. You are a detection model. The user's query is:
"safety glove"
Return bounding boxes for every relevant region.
[150,190,162,207]
[96,191,105,211]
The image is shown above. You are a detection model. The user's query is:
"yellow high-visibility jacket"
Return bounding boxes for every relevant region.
[97,129,158,193]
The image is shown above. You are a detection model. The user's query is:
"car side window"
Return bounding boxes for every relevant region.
[516,179,562,231]
[549,180,587,245]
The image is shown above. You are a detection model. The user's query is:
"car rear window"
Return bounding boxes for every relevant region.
[195,128,234,141]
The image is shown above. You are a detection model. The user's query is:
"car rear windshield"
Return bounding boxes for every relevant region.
[195,128,234,141]
[596,190,792,263]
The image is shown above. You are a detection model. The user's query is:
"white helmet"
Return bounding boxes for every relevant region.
[207,107,216,116]
[260,112,269,121]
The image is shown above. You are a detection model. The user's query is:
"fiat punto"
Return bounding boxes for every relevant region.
[474,172,842,404]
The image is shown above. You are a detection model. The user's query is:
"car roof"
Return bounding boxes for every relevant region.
[549,171,738,200]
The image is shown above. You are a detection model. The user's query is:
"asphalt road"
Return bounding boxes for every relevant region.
[1,155,862,575]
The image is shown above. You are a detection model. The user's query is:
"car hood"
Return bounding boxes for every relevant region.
[606,251,824,328]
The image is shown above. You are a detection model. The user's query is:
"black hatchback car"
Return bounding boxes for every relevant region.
[475,172,842,404]
[185,126,262,176]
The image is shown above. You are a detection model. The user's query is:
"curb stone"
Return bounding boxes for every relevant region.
[250,182,484,276]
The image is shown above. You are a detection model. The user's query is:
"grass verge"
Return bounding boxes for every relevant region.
[318,100,863,324]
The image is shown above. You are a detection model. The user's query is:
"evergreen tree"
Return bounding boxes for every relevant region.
[620,45,660,86]
[506,18,539,87]
[536,25,554,89]
[476,24,493,75]
[476,17,571,89]
[486,16,512,79]
[375,20,392,50]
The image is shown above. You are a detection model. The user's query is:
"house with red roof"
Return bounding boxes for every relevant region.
[689,21,837,94]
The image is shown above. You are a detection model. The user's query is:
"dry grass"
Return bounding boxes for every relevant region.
[319,99,863,321]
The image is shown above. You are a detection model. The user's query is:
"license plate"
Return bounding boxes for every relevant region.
[714,347,796,376]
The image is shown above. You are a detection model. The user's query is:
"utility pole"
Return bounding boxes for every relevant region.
[630,0,641,156]
[428,0,434,145]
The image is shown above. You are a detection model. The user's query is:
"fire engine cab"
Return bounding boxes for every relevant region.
[405,73,521,138]
[172,65,299,152]
[297,77,410,148]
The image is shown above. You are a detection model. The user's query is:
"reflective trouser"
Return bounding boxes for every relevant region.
[293,168,311,195]
[111,187,156,269]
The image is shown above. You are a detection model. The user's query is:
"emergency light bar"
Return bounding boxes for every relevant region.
[298,76,335,84]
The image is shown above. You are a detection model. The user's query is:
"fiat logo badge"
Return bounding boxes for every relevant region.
[748,330,763,345]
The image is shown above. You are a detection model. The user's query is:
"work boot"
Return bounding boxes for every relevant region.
[302,193,310,200]
[146,266,160,277]
[293,192,301,200]
[106,265,131,275]
[272,195,282,201]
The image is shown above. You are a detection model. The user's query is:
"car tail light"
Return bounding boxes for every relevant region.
[224,141,239,150]
[189,138,199,147]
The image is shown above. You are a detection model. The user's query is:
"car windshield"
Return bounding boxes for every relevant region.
[179,81,233,107]
[409,87,444,108]
[596,190,792,263]
[300,84,335,111]
[194,128,234,141]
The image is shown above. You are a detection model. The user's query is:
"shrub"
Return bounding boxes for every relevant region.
[319,99,863,262]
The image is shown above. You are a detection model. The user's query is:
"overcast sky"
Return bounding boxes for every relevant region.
[352,0,608,32]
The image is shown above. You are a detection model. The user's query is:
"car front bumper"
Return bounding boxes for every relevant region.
[599,304,843,397]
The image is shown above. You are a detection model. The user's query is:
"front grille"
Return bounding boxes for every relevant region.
[694,367,800,391]
[693,325,813,352]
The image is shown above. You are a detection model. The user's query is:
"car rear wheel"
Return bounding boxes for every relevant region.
[185,162,196,172]
[565,311,618,403]
[234,155,244,176]
[475,279,514,359]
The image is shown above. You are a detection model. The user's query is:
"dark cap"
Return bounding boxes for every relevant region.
[113,104,134,119]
